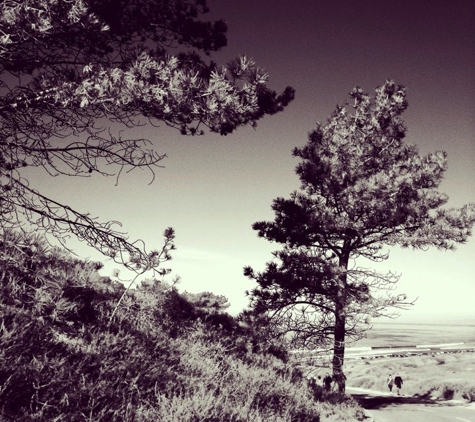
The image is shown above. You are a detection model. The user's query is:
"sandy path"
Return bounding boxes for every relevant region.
[348,387,475,422]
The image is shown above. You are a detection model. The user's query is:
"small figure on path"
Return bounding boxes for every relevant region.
[394,373,403,395]
[306,375,319,398]
[307,375,317,389]
[387,374,394,393]
[323,372,333,392]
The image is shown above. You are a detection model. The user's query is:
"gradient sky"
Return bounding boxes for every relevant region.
[34,0,475,323]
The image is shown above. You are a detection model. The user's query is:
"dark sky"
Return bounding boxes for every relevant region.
[205,0,475,204]
[210,1,474,145]
[45,0,475,321]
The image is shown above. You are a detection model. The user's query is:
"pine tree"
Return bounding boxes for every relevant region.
[245,80,475,392]
[0,0,294,272]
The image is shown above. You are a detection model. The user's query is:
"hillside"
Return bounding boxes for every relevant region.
[0,230,366,421]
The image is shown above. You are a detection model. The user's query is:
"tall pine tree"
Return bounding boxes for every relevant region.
[246,80,475,392]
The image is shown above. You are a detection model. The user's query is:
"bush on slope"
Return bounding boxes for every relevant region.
[0,230,364,421]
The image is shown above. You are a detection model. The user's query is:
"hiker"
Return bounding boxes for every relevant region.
[307,375,317,389]
[323,372,333,392]
[386,374,394,393]
[394,373,403,395]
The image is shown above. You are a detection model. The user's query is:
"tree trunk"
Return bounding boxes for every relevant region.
[332,299,346,392]
[332,252,349,393]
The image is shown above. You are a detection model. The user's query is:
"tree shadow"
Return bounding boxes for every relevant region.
[351,392,449,410]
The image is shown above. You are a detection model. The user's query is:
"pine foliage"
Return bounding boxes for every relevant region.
[0,0,294,272]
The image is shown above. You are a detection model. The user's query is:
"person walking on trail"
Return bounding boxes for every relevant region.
[323,373,332,392]
[394,373,403,395]
[387,374,394,393]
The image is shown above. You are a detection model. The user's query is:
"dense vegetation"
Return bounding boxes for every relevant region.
[0,230,365,421]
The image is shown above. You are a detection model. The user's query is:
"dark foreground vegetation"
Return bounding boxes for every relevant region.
[0,230,365,421]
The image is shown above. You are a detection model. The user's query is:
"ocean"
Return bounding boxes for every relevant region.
[351,321,475,349]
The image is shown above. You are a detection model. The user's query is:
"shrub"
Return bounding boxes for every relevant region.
[442,385,455,400]
[0,230,365,421]
[462,387,475,402]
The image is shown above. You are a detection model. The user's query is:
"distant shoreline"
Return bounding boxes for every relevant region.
[353,321,475,349]
[370,321,475,327]
[346,343,475,359]
[370,319,475,327]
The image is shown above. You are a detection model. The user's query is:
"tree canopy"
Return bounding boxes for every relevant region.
[0,0,294,272]
[245,80,475,392]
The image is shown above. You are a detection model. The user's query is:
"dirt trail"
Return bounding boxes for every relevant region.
[348,387,475,422]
